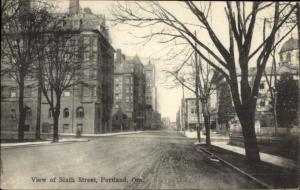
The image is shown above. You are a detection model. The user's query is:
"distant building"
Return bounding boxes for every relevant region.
[215,38,299,136]
[161,117,171,128]
[144,61,157,111]
[112,49,146,131]
[1,0,114,137]
[176,98,203,131]
[143,61,161,129]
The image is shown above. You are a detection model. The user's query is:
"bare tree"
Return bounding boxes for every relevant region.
[36,31,84,142]
[1,1,54,141]
[111,1,297,161]
[1,0,21,34]
[164,49,215,145]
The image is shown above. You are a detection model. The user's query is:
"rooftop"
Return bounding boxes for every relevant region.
[279,38,299,53]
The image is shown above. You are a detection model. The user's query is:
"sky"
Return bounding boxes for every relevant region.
[53,1,297,122]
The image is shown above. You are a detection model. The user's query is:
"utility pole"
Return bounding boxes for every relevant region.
[35,63,42,140]
[194,31,201,143]
[296,2,300,184]
[297,2,300,128]
[181,84,186,135]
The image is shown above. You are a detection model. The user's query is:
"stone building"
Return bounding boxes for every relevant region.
[144,61,158,111]
[144,61,161,129]
[176,98,203,132]
[112,49,146,131]
[1,0,114,138]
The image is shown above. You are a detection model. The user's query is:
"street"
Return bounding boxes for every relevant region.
[1,130,263,189]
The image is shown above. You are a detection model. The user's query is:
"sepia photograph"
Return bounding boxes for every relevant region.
[1,0,299,189]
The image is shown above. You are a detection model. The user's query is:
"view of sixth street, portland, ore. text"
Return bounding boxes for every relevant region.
[1,0,300,189]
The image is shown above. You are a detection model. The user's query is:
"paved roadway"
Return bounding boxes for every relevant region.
[0,130,263,189]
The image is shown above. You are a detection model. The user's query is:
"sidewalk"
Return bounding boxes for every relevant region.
[0,138,89,149]
[41,130,143,138]
[212,141,298,170]
[180,130,229,140]
[1,131,143,149]
[180,130,297,170]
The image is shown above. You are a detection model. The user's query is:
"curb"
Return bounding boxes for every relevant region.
[81,131,143,138]
[0,139,90,149]
[196,145,273,189]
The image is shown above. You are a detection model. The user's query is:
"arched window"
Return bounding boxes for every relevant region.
[76,107,84,118]
[63,108,69,118]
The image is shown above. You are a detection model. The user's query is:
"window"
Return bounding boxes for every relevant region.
[83,86,90,96]
[25,107,32,119]
[91,86,96,96]
[83,36,90,45]
[10,88,17,97]
[64,91,71,97]
[191,108,195,114]
[63,108,69,118]
[91,53,97,63]
[11,109,16,119]
[84,51,90,62]
[24,87,32,97]
[260,100,266,107]
[89,70,96,79]
[115,93,120,100]
[74,86,80,96]
[259,83,265,90]
[125,96,130,102]
[76,107,84,118]
[92,37,97,51]
[286,52,291,61]
[126,87,131,93]
[48,108,53,118]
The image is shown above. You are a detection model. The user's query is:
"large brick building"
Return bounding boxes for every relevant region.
[1,0,114,137]
[112,49,146,131]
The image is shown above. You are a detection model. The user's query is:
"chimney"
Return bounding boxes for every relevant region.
[69,0,80,15]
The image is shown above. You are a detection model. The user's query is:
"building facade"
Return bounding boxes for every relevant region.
[143,61,161,129]
[227,38,299,136]
[176,98,203,132]
[112,50,146,131]
[1,0,114,138]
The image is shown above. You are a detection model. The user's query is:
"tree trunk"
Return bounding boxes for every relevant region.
[35,84,41,140]
[196,98,201,143]
[18,77,25,142]
[53,113,59,142]
[52,95,61,142]
[204,114,211,145]
[297,2,300,127]
[239,109,260,162]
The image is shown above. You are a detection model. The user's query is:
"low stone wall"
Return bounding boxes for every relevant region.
[229,134,299,161]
